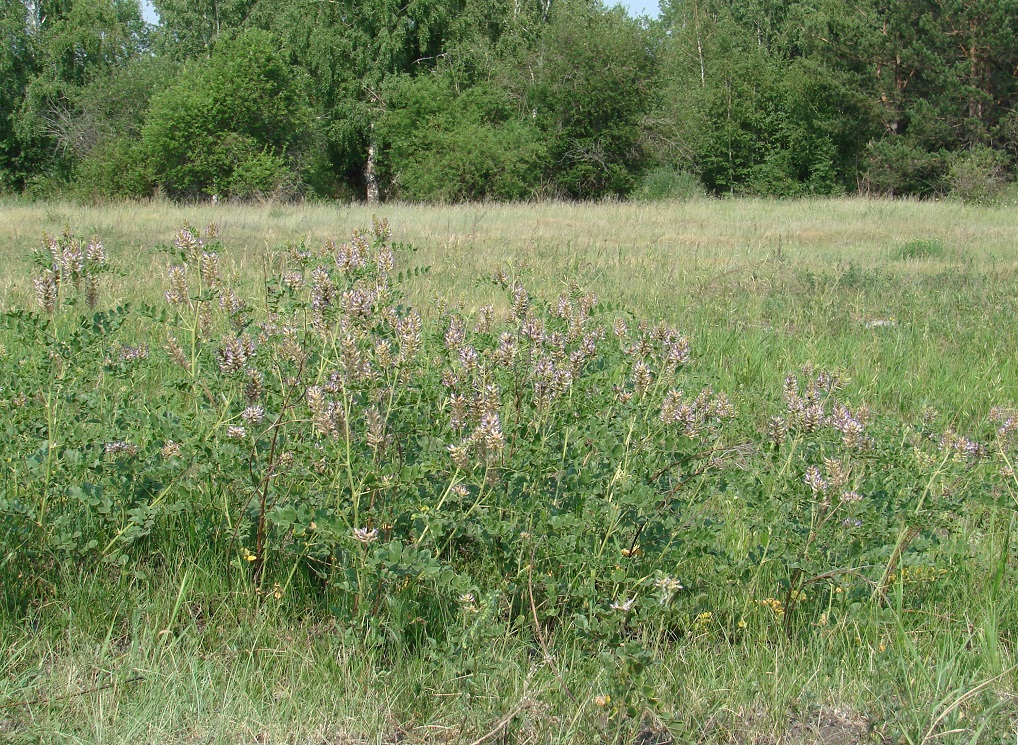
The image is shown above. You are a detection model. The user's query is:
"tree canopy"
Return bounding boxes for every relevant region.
[0,0,1015,201]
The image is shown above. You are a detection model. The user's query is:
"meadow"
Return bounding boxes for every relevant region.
[1,197,1017,744]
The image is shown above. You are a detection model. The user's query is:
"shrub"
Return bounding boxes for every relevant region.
[228,150,297,201]
[947,146,1011,204]
[74,137,152,200]
[141,29,318,200]
[634,166,704,201]
[1,221,1012,666]
[531,6,654,199]
[379,77,547,202]
[863,138,947,197]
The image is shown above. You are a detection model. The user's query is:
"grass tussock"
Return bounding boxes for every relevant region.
[1,198,1018,744]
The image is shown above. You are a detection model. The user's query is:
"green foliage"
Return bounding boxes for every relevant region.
[3,221,1015,666]
[378,76,546,202]
[947,146,1012,205]
[896,238,947,261]
[635,166,704,201]
[531,4,655,198]
[151,0,256,59]
[3,213,1018,739]
[74,138,152,199]
[11,0,147,187]
[0,0,36,190]
[654,9,876,196]
[863,138,948,197]
[3,0,1018,200]
[141,29,317,200]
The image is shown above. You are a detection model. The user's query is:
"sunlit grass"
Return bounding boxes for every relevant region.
[1,197,1017,744]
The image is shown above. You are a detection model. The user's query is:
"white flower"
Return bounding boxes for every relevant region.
[653,576,684,605]
[610,596,637,612]
[352,527,379,545]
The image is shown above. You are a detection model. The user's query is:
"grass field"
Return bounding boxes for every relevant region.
[1,197,1018,744]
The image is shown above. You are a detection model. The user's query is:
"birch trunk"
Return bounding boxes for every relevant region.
[365,138,379,205]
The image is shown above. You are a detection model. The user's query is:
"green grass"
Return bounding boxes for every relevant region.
[1,197,1018,744]
[2,197,1015,425]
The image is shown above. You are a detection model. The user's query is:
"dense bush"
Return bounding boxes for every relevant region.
[947,146,1012,204]
[530,5,655,199]
[635,166,705,201]
[378,77,547,202]
[141,29,319,200]
[2,223,1014,681]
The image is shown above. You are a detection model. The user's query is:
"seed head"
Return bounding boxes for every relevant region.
[664,336,691,367]
[62,240,84,279]
[84,273,100,309]
[474,305,494,334]
[493,332,517,367]
[459,345,479,373]
[767,416,787,447]
[372,216,392,242]
[175,227,202,262]
[823,457,849,489]
[475,382,501,420]
[244,369,263,403]
[445,316,465,351]
[350,230,370,268]
[310,267,335,311]
[219,287,245,316]
[474,412,504,457]
[365,406,385,452]
[341,287,374,318]
[802,402,824,432]
[395,311,423,362]
[217,335,252,374]
[660,390,684,424]
[450,394,469,432]
[376,245,395,275]
[555,292,571,319]
[164,333,190,371]
[448,441,471,470]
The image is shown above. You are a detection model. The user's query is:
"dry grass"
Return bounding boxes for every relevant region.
[1,197,1016,313]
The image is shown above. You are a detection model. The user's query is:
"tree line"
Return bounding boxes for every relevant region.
[1,0,1016,203]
